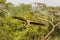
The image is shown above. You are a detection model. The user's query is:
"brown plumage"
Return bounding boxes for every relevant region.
[13,16,45,26]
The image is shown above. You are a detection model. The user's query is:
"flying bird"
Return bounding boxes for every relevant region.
[12,16,45,26]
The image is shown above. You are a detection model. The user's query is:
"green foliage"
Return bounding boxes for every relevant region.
[0,0,6,3]
[0,2,60,40]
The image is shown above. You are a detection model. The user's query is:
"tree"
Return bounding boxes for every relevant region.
[31,3,60,40]
[0,0,9,18]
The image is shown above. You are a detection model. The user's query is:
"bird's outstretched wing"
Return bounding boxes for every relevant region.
[13,16,27,21]
[30,21,45,25]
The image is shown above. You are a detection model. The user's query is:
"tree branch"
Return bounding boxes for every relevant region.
[46,14,54,22]
[44,22,60,40]
[44,25,55,40]
[55,22,60,27]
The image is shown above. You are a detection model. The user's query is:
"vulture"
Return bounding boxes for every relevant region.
[12,16,45,26]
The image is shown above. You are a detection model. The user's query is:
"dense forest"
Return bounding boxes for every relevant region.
[0,0,60,40]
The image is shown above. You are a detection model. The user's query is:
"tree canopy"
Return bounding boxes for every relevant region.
[0,0,60,40]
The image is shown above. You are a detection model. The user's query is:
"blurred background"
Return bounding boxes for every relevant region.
[0,0,60,40]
